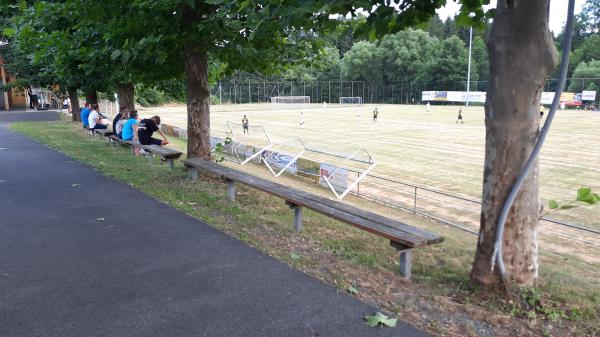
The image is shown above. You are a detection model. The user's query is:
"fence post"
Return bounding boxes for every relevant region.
[413,187,417,214]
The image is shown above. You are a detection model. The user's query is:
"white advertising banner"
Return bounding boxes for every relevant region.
[261,151,298,174]
[421,91,486,103]
[582,91,597,101]
[319,163,348,192]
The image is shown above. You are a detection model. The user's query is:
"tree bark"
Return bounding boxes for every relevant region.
[85,90,98,105]
[67,88,80,122]
[185,44,211,159]
[117,83,135,111]
[471,0,558,287]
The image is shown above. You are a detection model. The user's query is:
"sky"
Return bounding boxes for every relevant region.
[436,0,584,35]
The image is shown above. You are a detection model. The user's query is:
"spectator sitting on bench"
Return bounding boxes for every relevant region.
[122,110,141,155]
[88,104,108,130]
[80,103,91,129]
[115,109,129,139]
[138,116,169,146]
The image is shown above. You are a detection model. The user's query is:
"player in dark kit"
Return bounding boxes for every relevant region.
[456,108,464,124]
[138,116,169,146]
[242,115,249,134]
[372,107,378,122]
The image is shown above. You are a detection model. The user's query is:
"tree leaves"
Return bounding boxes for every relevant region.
[364,312,397,328]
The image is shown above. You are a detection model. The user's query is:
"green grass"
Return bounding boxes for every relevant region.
[11,120,600,336]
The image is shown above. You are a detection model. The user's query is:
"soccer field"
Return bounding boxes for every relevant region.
[146,103,600,232]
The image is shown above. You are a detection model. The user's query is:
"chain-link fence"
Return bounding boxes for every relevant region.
[211,78,600,106]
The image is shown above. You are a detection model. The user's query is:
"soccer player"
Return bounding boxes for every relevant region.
[372,107,378,122]
[456,108,464,124]
[426,102,430,112]
[300,111,305,127]
[242,115,249,134]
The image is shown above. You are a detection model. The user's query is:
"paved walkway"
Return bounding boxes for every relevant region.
[0,112,428,337]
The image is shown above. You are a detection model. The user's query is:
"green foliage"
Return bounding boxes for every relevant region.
[546,187,600,215]
[136,87,165,107]
[364,312,397,328]
[517,287,568,322]
[567,60,600,92]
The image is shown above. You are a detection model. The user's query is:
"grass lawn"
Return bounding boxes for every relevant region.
[11,120,599,337]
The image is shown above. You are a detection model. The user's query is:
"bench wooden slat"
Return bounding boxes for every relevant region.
[183,158,443,248]
[93,129,113,137]
[142,145,182,159]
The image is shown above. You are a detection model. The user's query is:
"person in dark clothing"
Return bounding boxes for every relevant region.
[138,115,169,146]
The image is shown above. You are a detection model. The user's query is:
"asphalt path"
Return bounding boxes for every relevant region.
[0,111,429,337]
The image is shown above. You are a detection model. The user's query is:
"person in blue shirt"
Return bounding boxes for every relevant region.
[80,103,91,128]
[121,110,141,155]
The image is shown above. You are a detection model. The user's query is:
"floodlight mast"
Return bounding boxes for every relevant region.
[466,27,473,107]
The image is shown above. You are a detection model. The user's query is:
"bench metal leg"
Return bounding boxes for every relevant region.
[285,201,303,233]
[189,167,198,181]
[390,241,412,280]
[226,180,235,202]
[168,159,175,170]
[399,250,412,279]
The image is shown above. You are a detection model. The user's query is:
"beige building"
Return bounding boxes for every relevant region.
[0,48,27,110]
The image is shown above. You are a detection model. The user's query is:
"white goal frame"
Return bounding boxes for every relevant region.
[271,96,311,109]
[225,121,273,165]
[319,148,377,199]
[339,97,363,105]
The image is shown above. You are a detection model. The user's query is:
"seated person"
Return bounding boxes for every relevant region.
[122,110,142,155]
[88,104,108,130]
[115,110,129,139]
[80,103,91,128]
[138,116,169,146]
[121,110,139,141]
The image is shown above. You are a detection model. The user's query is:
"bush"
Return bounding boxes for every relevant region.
[135,87,165,107]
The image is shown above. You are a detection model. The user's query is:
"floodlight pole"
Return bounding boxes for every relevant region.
[466,26,473,107]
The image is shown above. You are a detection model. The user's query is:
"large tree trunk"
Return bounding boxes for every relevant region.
[117,83,135,111]
[67,88,80,122]
[185,45,211,159]
[471,0,558,286]
[85,90,98,105]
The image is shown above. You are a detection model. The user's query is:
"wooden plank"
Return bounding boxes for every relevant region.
[186,159,440,245]
[142,145,182,159]
[183,158,443,247]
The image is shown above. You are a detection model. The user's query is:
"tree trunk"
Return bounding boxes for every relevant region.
[471,0,558,287]
[185,45,211,159]
[68,88,80,122]
[85,90,98,105]
[117,83,135,111]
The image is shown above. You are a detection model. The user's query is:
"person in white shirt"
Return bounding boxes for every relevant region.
[426,102,430,112]
[29,87,40,109]
[88,104,107,130]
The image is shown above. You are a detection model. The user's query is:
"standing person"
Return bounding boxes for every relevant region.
[139,116,169,146]
[456,108,464,124]
[426,102,430,112]
[80,103,91,128]
[63,97,70,112]
[372,107,378,122]
[299,111,305,127]
[121,110,141,155]
[30,87,39,109]
[242,114,249,134]
[27,86,34,109]
[88,104,107,130]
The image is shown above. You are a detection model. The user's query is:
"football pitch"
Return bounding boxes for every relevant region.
[147,103,600,233]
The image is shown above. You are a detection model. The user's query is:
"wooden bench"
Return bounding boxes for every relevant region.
[142,145,183,169]
[91,129,113,142]
[183,158,443,279]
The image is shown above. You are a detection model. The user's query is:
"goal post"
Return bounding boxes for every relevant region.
[339,97,363,105]
[271,96,310,109]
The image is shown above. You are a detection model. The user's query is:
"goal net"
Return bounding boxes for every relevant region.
[339,97,363,105]
[271,96,311,109]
